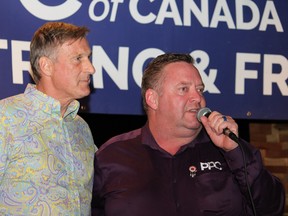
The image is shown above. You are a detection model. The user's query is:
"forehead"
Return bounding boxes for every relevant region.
[57,38,91,55]
[60,38,89,49]
[162,61,202,84]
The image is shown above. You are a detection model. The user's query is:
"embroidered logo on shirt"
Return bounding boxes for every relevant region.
[189,166,197,178]
[200,161,222,171]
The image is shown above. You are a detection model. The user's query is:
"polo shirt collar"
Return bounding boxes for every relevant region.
[141,122,210,155]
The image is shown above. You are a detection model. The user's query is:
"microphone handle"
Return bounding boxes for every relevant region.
[223,128,238,143]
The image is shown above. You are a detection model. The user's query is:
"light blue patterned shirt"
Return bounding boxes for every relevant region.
[0,84,96,216]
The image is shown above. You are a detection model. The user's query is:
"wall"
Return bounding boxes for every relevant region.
[250,122,288,215]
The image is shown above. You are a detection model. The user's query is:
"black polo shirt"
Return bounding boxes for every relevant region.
[92,123,284,216]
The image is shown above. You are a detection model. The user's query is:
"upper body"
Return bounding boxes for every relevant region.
[0,22,96,216]
[0,84,96,215]
[92,53,285,216]
[92,124,284,216]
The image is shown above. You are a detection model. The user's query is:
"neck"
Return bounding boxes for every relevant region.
[148,121,199,156]
[36,83,72,117]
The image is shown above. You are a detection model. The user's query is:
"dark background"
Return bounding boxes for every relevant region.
[79,113,251,148]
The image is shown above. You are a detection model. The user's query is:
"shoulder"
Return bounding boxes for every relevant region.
[97,128,142,154]
[0,93,27,115]
[74,114,95,141]
[74,114,89,126]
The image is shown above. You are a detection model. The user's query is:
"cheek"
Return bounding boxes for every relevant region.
[159,94,187,111]
[200,96,206,107]
[158,96,172,111]
[53,71,76,88]
[171,98,186,111]
[61,68,79,83]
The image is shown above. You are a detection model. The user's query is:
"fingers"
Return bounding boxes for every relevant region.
[200,111,239,151]
[206,111,238,136]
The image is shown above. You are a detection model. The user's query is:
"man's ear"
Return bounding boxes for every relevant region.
[38,56,53,77]
[145,89,158,110]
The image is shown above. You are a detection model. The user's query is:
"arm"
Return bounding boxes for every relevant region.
[200,112,285,215]
[91,156,105,216]
[223,140,285,215]
[0,113,8,183]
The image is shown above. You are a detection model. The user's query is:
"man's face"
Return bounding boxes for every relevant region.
[49,38,95,102]
[156,61,206,130]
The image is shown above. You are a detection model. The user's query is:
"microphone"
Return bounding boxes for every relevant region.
[197,107,212,121]
[197,107,239,142]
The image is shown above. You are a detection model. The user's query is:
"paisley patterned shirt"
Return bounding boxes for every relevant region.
[0,84,96,216]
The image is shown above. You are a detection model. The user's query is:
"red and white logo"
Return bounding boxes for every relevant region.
[189,165,197,178]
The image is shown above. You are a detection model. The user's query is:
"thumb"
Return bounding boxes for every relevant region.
[200,116,212,134]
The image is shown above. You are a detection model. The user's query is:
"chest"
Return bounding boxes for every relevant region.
[100,144,245,215]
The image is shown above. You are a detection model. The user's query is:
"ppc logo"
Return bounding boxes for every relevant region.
[19,0,82,20]
[200,161,222,171]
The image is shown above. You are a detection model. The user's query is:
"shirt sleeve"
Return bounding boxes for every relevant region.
[0,114,8,182]
[223,139,285,215]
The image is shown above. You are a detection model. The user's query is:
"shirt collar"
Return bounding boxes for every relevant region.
[24,84,80,119]
[141,122,210,155]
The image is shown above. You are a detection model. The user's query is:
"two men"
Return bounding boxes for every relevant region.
[0,22,284,215]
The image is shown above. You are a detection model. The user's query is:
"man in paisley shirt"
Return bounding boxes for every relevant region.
[0,22,97,216]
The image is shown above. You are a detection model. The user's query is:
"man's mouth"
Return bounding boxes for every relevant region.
[81,78,90,84]
[187,108,200,113]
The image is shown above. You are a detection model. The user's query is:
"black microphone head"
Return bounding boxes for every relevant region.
[197,107,212,122]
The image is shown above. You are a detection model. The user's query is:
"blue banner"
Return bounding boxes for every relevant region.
[0,1,287,120]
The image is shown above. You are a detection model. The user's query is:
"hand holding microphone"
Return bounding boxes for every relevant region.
[197,107,239,151]
[198,108,257,216]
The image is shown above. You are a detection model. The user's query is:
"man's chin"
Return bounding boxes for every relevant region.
[76,90,91,99]
[185,120,202,130]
